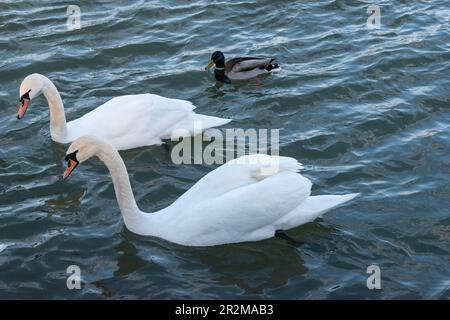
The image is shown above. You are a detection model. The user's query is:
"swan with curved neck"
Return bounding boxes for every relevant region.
[18,73,68,141]
[63,135,359,247]
[17,73,232,150]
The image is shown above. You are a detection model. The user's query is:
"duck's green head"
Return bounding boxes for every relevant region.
[205,51,225,70]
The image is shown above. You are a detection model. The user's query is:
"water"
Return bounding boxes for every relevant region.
[0,0,449,299]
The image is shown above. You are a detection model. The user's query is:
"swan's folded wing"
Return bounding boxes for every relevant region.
[167,168,312,246]
[172,154,305,209]
[142,93,197,112]
[67,94,199,149]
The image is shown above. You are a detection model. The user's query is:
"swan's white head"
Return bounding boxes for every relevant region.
[63,136,104,179]
[17,73,48,119]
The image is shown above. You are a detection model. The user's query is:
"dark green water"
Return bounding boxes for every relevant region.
[0,0,449,299]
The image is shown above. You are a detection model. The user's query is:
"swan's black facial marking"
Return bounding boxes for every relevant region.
[65,150,79,162]
[63,150,79,179]
[19,89,31,103]
[17,89,31,120]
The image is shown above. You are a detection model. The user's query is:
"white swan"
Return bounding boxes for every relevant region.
[63,135,359,247]
[17,73,231,150]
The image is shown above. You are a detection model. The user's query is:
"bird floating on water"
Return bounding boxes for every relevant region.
[17,73,231,150]
[205,51,279,83]
[63,135,359,247]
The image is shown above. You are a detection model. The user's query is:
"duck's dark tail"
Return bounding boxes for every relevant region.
[265,62,279,72]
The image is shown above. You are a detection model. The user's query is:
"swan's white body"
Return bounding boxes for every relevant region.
[19,74,231,150]
[66,136,359,247]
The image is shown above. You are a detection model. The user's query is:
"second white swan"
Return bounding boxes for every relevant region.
[63,135,359,247]
[17,73,231,150]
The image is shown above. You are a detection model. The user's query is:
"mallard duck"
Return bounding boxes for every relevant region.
[205,51,279,83]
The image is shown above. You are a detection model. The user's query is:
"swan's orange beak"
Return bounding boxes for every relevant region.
[17,97,30,120]
[63,159,79,179]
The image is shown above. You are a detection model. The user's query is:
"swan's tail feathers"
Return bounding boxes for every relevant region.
[193,114,232,131]
[303,193,360,218]
[276,193,359,230]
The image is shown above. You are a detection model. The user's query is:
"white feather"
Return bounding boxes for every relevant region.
[19,74,231,150]
[68,137,359,247]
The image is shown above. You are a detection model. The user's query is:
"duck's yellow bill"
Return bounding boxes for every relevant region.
[205,60,215,70]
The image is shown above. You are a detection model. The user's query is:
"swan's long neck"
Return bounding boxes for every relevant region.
[96,144,164,236]
[41,78,69,142]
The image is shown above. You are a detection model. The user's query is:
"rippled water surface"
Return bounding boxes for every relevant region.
[0,0,449,299]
